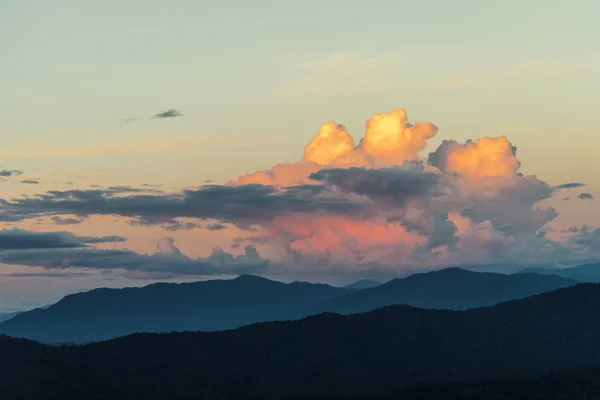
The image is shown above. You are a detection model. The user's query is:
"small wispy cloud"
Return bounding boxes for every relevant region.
[152,109,183,119]
[50,216,85,225]
[0,169,23,177]
[579,193,595,200]
[553,182,586,190]
[21,179,40,185]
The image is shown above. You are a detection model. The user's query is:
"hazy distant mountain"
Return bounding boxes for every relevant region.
[520,262,600,282]
[301,267,578,315]
[3,283,600,399]
[0,312,18,323]
[342,279,382,290]
[0,269,577,344]
[0,275,349,343]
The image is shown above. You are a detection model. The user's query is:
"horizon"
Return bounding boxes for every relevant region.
[2,0,599,311]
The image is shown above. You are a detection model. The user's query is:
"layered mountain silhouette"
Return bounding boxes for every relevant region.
[2,283,600,399]
[300,267,577,316]
[291,367,600,399]
[342,278,382,290]
[0,312,18,323]
[0,268,577,344]
[0,275,349,343]
[520,262,600,282]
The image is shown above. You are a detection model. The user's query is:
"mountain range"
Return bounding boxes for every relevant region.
[0,268,577,343]
[2,283,600,399]
[0,312,18,323]
[520,262,600,282]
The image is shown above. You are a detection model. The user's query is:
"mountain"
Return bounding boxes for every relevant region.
[0,275,349,343]
[0,269,576,344]
[520,262,600,282]
[3,283,600,399]
[292,367,600,399]
[0,312,18,323]
[300,267,578,315]
[342,279,382,290]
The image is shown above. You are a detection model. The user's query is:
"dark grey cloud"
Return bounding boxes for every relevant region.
[0,169,23,177]
[159,220,202,231]
[0,184,371,227]
[552,182,586,190]
[309,164,443,204]
[152,109,183,119]
[561,226,579,233]
[579,193,595,200]
[77,235,127,244]
[0,242,267,276]
[206,223,228,231]
[50,216,85,225]
[21,180,39,185]
[104,186,164,195]
[0,271,93,278]
[0,229,125,250]
[569,227,600,251]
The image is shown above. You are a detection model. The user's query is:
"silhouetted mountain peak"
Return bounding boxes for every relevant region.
[343,279,382,290]
[232,274,276,284]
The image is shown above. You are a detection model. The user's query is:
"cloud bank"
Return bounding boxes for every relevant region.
[0,108,594,277]
[0,234,266,277]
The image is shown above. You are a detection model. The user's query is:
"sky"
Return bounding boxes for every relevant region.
[1,0,599,311]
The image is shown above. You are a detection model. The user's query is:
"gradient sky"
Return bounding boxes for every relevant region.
[1,0,599,311]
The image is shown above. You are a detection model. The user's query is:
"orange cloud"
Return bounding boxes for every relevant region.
[234,108,439,186]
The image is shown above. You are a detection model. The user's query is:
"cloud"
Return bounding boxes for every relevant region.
[0,271,93,278]
[0,229,125,250]
[206,223,228,231]
[0,107,594,276]
[21,180,40,184]
[0,169,23,177]
[236,109,439,185]
[561,226,579,233]
[77,235,127,244]
[0,238,267,276]
[553,182,586,190]
[309,164,443,204]
[152,109,183,119]
[0,184,369,228]
[579,193,595,200]
[159,220,202,231]
[50,216,85,225]
[569,227,600,252]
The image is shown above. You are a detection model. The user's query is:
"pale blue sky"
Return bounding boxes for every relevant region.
[2,0,600,186]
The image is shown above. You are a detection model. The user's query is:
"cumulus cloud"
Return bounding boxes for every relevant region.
[152,109,183,119]
[579,193,595,200]
[0,229,125,250]
[236,109,439,185]
[21,180,39,185]
[0,108,594,276]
